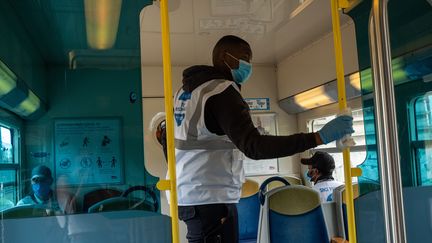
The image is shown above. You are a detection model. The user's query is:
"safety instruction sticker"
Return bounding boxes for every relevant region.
[54,118,123,185]
[244,98,270,110]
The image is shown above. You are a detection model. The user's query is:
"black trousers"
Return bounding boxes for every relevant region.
[178,204,239,243]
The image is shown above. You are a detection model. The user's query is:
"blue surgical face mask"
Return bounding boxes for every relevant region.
[225,53,252,84]
[305,170,312,181]
[32,182,51,201]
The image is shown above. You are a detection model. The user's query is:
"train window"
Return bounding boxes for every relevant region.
[0,125,19,208]
[309,109,366,182]
[413,94,432,185]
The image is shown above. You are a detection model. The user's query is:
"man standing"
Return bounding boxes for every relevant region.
[301,151,344,202]
[174,35,353,242]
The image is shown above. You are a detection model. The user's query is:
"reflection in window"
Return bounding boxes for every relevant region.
[0,125,18,209]
[414,94,432,140]
[309,109,367,183]
[0,170,17,210]
[414,94,432,185]
[1,127,13,163]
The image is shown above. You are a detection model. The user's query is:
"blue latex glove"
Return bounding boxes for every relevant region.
[318,115,354,144]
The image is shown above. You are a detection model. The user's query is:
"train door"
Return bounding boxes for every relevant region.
[347,0,432,242]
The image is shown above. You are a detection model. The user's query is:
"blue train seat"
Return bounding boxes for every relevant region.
[237,179,260,243]
[258,184,328,243]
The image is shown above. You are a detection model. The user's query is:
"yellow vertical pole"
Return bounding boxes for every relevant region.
[158,0,180,242]
[331,0,357,242]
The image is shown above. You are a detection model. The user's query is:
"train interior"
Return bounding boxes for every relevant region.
[0,0,431,242]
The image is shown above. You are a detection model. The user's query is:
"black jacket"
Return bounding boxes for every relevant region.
[181,65,318,160]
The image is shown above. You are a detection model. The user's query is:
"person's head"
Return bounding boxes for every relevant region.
[31,165,53,201]
[301,151,336,183]
[212,35,252,85]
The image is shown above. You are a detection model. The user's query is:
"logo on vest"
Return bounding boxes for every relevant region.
[175,113,185,126]
[179,92,191,101]
[175,91,190,126]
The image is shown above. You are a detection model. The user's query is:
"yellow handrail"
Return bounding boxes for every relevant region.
[330,0,359,242]
[157,0,180,242]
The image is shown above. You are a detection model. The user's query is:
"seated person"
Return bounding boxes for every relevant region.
[301,151,343,202]
[17,165,75,214]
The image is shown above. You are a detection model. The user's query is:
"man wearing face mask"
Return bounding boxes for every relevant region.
[174,35,354,243]
[302,151,344,202]
[17,165,62,212]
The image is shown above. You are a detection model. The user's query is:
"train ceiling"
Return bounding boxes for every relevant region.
[7,0,351,67]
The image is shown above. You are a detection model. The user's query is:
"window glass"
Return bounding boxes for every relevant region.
[309,109,367,182]
[0,125,18,205]
[414,94,432,185]
[414,94,432,140]
[0,126,13,164]
[0,170,17,203]
[417,146,432,185]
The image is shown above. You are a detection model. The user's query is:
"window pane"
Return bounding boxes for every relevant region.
[417,144,432,185]
[414,94,432,185]
[0,126,14,164]
[309,109,367,182]
[0,170,17,206]
[328,151,367,182]
[311,114,336,149]
[311,109,366,148]
[415,95,432,140]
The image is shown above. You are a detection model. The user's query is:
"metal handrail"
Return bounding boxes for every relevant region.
[330,0,359,242]
[368,0,407,242]
[156,0,180,243]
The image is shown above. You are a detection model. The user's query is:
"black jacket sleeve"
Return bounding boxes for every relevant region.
[204,86,318,160]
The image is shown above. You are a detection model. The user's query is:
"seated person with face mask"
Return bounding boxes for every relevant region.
[17,165,75,214]
[301,151,343,202]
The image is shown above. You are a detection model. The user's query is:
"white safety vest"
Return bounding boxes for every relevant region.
[313,179,344,202]
[173,79,245,206]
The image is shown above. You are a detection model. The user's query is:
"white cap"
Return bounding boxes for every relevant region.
[149,112,166,133]
[149,112,166,148]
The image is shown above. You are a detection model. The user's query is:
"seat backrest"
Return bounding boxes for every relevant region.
[88,197,131,213]
[82,188,122,212]
[0,205,55,219]
[267,185,328,243]
[241,179,259,198]
[238,179,260,242]
[333,183,360,240]
[88,196,156,213]
[88,186,158,213]
[267,176,302,190]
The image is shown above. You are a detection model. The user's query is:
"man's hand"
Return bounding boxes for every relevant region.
[318,115,354,144]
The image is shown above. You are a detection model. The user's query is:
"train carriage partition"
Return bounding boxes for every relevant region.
[54,118,124,186]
